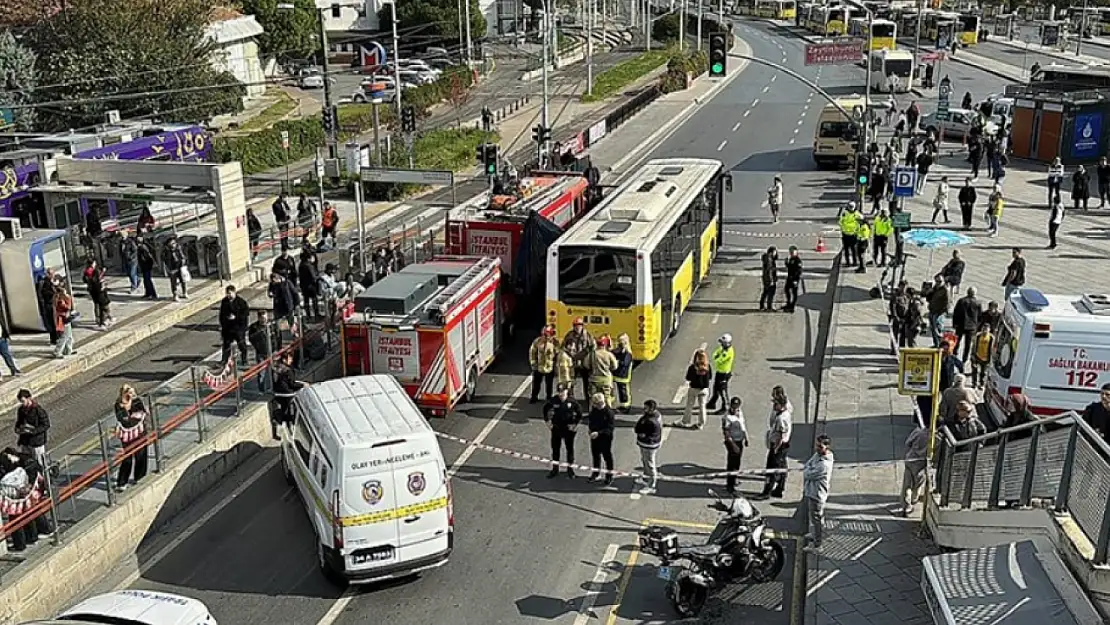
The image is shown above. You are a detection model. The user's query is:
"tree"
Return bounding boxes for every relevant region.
[240,0,318,62]
[28,0,245,131]
[382,0,487,43]
[0,32,38,130]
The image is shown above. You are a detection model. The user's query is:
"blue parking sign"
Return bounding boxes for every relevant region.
[893,167,917,197]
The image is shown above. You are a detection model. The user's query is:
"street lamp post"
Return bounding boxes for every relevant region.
[1077,0,1089,56]
[540,0,552,165]
[697,0,703,51]
[678,0,685,51]
[587,0,595,95]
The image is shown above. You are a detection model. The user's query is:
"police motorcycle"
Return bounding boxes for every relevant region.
[637,489,786,617]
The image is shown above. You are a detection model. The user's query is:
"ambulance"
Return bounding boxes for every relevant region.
[985,289,1110,427]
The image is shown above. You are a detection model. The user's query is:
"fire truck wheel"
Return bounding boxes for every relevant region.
[463,365,478,403]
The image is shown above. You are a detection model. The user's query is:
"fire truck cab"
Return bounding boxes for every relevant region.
[341,256,502,415]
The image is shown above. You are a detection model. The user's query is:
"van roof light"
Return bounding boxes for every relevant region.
[1081,293,1110,315]
[1020,288,1049,311]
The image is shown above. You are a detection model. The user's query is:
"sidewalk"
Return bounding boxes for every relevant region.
[804,155,1110,625]
[985,35,1106,66]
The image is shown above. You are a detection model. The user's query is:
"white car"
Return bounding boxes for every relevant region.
[921,108,999,141]
[296,68,325,89]
[25,590,217,625]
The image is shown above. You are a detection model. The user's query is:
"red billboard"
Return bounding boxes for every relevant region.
[804,41,865,66]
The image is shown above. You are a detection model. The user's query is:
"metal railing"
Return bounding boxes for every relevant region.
[934,411,1110,563]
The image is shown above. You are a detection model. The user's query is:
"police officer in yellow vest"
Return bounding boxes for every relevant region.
[706,334,735,414]
[855,218,872,273]
[873,209,894,267]
[839,205,860,266]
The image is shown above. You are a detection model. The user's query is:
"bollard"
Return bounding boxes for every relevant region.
[43,467,62,546]
[234,361,243,410]
[97,420,116,506]
[297,308,306,366]
[190,367,207,444]
[148,393,164,473]
[263,321,275,394]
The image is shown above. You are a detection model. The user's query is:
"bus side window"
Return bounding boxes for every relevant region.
[318,460,329,489]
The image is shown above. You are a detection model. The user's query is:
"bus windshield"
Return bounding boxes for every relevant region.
[958,15,979,31]
[557,247,637,308]
[883,59,913,77]
[873,22,896,37]
[819,120,857,139]
[828,8,845,21]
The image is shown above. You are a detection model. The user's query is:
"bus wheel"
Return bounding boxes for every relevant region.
[670,297,682,338]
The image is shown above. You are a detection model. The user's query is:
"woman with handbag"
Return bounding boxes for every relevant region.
[114,384,149,491]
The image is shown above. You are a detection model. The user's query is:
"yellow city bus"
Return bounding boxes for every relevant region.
[806,5,826,32]
[825,6,856,35]
[756,0,796,19]
[849,17,898,49]
[545,158,728,362]
[924,10,959,42]
[956,13,980,45]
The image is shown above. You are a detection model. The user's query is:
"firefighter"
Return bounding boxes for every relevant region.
[555,343,576,398]
[529,325,558,403]
[587,335,619,408]
[563,317,595,400]
[611,334,634,413]
[706,333,735,414]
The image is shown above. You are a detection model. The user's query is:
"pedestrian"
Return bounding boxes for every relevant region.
[218,285,250,365]
[680,348,711,429]
[980,299,1002,332]
[1004,392,1036,429]
[37,270,59,345]
[1081,383,1110,444]
[901,423,929,516]
[161,237,188,301]
[298,252,322,319]
[587,335,618,407]
[951,286,981,363]
[120,231,140,293]
[268,272,301,331]
[900,288,924,348]
[767,175,783,223]
[0,325,21,378]
[989,143,1007,183]
[82,258,113,329]
[1047,157,1065,205]
[273,193,292,242]
[759,246,778,311]
[986,184,1003,237]
[14,389,49,468]
[296,193,317,236]
[1098,156,1110,208]
[319,202,339,249]
[1048,194,1065,250]
[968,136,983,180]
[562,318,595,400]
[758,386,793,499]
[906,100,920,131]
[868,166,888,214]
[800,434,834,552]
[634,399,664,494]
[961,91,973,109]
[838,205,859,267]
[52,286,76,359]
[969,322,994,389]
[706,334,735,413]
[1072,165,1091,211]
[915,149,934,194]
[855,218,871,273]
[271,351,308,438]
[1001,247,1026,303]
[722,396,748,496]
[247,208,263,257]
[481,105,493,132]
[586,393,616,485]
[611,334,634,413]
[783,246,803,311]
[248,310,280,392]
[940,371,978,421]
[543,386,581,478]
[113,384,149,491]
[950,400,986,441]
[136,235,158,299]
[930,176,950,223]
[939,249,965,299]
[926,276,948,347]
[528,325,558,403]
[938,340,964,395]
[136,206,155,233]
[872,211,892,267]
[957,178,977,230]
[904,135,918,168]
[272,245,296,281]
[885,96,897,126]
[555,343,576,399]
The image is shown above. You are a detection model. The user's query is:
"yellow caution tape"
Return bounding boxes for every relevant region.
[340,496,449,527]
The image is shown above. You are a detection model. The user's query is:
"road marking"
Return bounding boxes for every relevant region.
[645,518,713,529]
[743,110,751,117]
[762,85,770,93]
[603,546,640,625]
[316,590,356,625]
[850,536,883,561]
[807,570,841,596]
[717,140,728,151]
[732,122,742,132]
[448,377,531,478]
[789,138,796,145]
[793,127,800,134]
[752,98,760,107]
[771,75,777,81]
[574,544,621,625]
[797,119,804,126]
[711,312,721,324]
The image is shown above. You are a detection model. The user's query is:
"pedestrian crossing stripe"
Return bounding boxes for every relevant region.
[724,228,839,238]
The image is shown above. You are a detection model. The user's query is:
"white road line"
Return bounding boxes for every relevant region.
[672,386,688,405]
[573,544,621,625]
[807,570,841,596]
[316,591,356,625]
[797,119,804,126]
[850,537,883,561]
[743,110,751,118]
[448,377,531,478]
[770,75,777,82]
[752,98,760,107]
[711,313,721,324]
[732,122,742,131]
[793,128,800,134]
[717,140,728,151]
[762,85,770,93]
[789,138,796,145]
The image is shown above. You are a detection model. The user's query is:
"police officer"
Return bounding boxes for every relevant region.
[856,218,872,273]
[706,334,735,413]
[272,351,309,439]
[839,204,859,266]
[611,334,634,413]
[587,335,618,407]
[543,386,582,478]
[873,209,894,267]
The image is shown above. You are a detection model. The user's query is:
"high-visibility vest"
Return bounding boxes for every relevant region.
[857,223,872,241]
[839,212,859,236]
[874,216,894,237]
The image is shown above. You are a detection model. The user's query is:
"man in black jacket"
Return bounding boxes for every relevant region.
[248,310,282,392]
[272,247,297,281]
[759,246,778,312]
[951,286,981,364]
[38,270,59,345]
[958,178,977,230]
[14,389,50,467]
[544,387,582,478]
[219,285,251,365]
[271,351,308,438]
[1082,384,1110,444]
[783,246,803,313]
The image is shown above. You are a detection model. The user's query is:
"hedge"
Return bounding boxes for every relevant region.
[581,50,671,103]
[212,65,478,175]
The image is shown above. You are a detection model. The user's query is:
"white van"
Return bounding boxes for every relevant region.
[24,590,217,625]
[986,289,1110,427]
[281,375,454,585]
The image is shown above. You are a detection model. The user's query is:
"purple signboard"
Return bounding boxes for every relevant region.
[0,162,43,218]
[74,125,212,162]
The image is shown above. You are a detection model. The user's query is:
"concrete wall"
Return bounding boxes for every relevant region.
[211,163,250,278]
[0,402,273,623]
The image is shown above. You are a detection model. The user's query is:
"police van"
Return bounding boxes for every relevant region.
[986,289,1110,427]
[24,590,216,624]
[280,375,454,585]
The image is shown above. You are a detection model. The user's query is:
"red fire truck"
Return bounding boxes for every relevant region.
[341,256,502,415]
[444,171,594,333]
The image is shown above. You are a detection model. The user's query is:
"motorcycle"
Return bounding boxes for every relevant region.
[637,489,786,618]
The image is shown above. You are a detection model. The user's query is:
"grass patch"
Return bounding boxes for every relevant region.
[413,127,498,171]
[238,89,298,131]
[581,49,671,102]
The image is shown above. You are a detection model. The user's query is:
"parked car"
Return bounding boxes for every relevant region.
[296,67,325,89]
[920,108,999,141]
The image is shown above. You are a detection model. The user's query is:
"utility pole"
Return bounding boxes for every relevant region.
[317,10,337,159]
[390,0,403,120]
[1077,0,1089,56]
[696,0,703,50]
[718,0,724,25]
[587,0,595,95]
[457,0,465,55]
[678,0,685,51]
[541,0,551,166]
[645,0,652,50]
[913,0,924,55]
[862,6,874,210]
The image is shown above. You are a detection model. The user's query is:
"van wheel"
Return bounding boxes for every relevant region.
[463,366,478,403]
[318,542,348,587]
[669,297,682,338]
[281,451,294,486]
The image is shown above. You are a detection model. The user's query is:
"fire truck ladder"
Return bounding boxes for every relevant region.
[425,257,500,316]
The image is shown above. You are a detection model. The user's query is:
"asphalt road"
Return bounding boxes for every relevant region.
[65,18,1021,625]
[970,39,1073,76]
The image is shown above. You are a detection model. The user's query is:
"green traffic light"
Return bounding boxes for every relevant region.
[711,63,724,74]
[858,176,868,185]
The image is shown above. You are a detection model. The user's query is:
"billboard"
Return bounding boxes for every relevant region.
[804,41,864,66]
[1072,112,1103,160]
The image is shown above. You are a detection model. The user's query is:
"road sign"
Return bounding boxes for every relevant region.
[804,41,864,66]
[936,76,952,121]
[360,167,454,186]
[891,211,911,229]
[280,130,290,150]
[893,167,917,197]
[898,348,941,396]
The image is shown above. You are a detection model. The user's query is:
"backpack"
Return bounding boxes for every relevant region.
[974,332,994,363]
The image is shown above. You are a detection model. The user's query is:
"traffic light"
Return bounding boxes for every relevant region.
[321,105,337,135]
[401,105,416,133]
[855,153,871,187]
[532,125,551,145]
[481,143,499,176]
[709,33,728,78]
